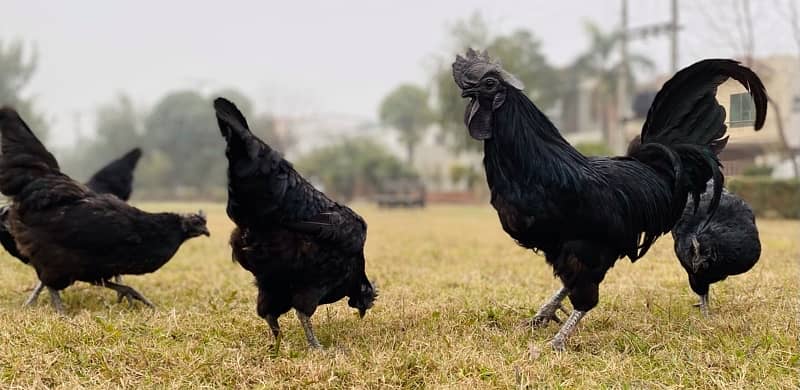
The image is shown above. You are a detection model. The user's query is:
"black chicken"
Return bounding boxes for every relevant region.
[629,136,762,316]
[452,50,767,350]
[672,180,761,315]
[0,107,209,314]
[0,147,143,305]
[85,147,143,201]
[214,97,375,349]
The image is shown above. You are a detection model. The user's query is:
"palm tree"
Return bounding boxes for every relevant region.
[569,22,654,143]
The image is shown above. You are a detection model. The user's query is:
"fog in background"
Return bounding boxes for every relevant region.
[1,0,796,200]
[4,0,794,147]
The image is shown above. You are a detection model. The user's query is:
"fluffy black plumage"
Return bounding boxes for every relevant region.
[0,107,209,313]
[453,51,767,350]
[672,180,761,315]
[215,97,375,349]
[85,147,142,201]
[0,147,143,265]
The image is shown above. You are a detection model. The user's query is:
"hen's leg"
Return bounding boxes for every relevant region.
[526,286,570,328]
[23,281,45,307]
[688,276,710,316]
[693,293,710,317]
[113,275,125,303]
[295,310,322,349]
[265,314,282,353]
[93,280,154,308]
[47,287,65,315]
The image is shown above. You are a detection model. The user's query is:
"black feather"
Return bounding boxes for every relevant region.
[0,107,207,309]
[214,97,375,346]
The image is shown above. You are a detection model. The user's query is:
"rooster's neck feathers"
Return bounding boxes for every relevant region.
[484,89,589,190]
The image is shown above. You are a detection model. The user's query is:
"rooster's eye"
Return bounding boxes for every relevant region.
[483,78,498,89]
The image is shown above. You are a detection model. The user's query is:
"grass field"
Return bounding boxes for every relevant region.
[0,203,797,388]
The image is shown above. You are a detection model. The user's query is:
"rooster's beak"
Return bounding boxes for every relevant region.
[461,88,478,98]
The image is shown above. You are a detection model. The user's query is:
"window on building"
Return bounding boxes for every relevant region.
[729,93,756,127]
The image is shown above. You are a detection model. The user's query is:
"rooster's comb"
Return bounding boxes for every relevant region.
[452,48,524,91]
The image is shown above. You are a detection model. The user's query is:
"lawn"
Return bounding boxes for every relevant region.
[0,203,797,388]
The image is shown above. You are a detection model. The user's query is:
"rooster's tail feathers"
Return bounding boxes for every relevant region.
[631,59,767,227]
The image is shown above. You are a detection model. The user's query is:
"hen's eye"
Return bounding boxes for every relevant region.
[483,78,498,88]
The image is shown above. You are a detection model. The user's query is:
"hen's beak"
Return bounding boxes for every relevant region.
[201,226,210,237]
[358,308,367,319]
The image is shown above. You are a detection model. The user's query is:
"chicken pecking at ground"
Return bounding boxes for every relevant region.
[452,50,767,350]
[671,180,761,315]
[0,147,143,306]
[214,97,376,350]
[629,136,762,316]
[0,107,209,314]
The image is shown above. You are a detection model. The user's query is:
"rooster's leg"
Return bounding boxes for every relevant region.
[23,281,45,307]
[265,314,282,353]
[526,287,570,328]
[295,310,322,349]
[693,293,710,317]
[94,280,154,308]
[550,310,586,352]
[47,287,65,315]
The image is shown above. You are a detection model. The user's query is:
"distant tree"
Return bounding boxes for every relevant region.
[295,138,416,201]
[379,84,433,165]
[0,40,48,140]
[568,22,654,142]
[59,94,143,180]
[432,14,561,152]
[143,90,225,191]
[252,114,297,156]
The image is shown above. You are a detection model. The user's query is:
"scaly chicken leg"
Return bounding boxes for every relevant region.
[93,280,154,308]
[693,293,710,317]
[296,310,322,349]
[550,310,587,352]
[526,287,570,328]
[22,281,45,307]
[265,314,282,353]
[47,287,65,315]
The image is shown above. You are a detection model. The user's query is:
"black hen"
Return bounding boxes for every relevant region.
[0,107,209,313]
[452,50,767,350]
[214,97,375,349]
[0,147,143,305]
[672,180,761,315]
[85,147,143,201]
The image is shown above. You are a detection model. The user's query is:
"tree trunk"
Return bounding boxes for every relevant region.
[406,141,415,166]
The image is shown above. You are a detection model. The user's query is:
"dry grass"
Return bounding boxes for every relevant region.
[0,203,797,388]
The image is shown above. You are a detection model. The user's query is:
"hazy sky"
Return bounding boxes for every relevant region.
[2,0,796,147]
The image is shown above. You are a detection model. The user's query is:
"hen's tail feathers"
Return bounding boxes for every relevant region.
[631,59,767,230]
[0,107,61,197]
[214,97,276,161]
[86,147,143,201]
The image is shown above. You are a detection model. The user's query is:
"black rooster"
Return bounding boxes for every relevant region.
[672,180,761,315]
[0,147,143,305]
[452,50,766,350]
[0,107,209,314]
[214,97,375,349]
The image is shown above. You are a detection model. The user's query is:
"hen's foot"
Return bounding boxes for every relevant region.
[94,280,154,308]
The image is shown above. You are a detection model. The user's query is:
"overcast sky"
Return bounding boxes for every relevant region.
[2,0,796,147]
